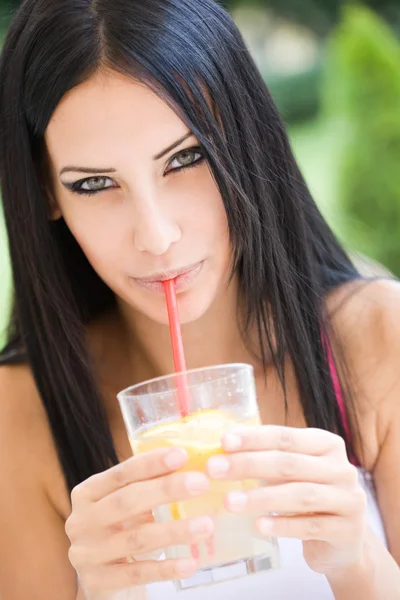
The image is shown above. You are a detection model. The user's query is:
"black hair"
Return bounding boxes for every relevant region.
[0,0,360,492]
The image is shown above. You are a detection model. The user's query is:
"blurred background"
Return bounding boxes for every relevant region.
[0,0,399,346]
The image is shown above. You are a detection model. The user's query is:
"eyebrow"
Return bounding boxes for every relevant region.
[153,131,193,160]
[59,131,194,177]
[59,166,117,176]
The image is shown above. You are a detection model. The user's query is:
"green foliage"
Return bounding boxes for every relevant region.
[322,4,400,276]
[225,0,400,37]
[267,64,322,125]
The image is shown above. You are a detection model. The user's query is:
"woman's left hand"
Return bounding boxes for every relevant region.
[206,425,368,577]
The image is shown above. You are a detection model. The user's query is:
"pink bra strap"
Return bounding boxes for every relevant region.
[322,333,359,466]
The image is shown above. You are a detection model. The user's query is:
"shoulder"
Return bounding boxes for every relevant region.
[0,362,71,519]
[328,277,400,369]
[0,363,79,593]
[326,278,400,469]
[328,276,400,326]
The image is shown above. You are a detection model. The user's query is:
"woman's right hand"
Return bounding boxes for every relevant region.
[66,447,214,599]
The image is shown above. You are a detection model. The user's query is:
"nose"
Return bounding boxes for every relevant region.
[133,202,181,256]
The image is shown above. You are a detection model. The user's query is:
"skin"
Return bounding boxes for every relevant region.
[0,70,400,599]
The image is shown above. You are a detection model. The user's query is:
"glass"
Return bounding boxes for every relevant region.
[117,363,280,591]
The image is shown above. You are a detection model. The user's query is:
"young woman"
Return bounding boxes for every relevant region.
[0,1,399,599]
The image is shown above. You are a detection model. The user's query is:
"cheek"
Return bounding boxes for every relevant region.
[61,205,127,275]
[193,191,230,257]
[174,169,229,244]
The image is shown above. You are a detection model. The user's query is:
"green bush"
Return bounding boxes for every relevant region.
[267,64,322,125]
[226,0,400,37]
[322,4,400,276]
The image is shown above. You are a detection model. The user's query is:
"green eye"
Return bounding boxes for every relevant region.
[166,147,204,173]
[79,176,115,192]
[67,176,118,195]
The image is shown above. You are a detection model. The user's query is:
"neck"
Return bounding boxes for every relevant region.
[117,278,254,383]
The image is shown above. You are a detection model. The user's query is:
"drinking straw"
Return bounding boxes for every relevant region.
[163,279,191,417]
[164,280,202,562]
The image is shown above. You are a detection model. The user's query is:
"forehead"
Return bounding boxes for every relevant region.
[45,71,188,165]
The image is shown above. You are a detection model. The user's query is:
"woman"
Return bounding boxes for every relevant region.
[0,0,399,598]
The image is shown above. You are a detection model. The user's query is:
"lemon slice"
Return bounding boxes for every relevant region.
[132,409,237,467]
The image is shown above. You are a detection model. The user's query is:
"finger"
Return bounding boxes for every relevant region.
[93,516,214,564]
[71,447,189,506]
[255,514,355,542]
[224,482,366,517]
[222,426,347,458]
[207,451,358,486]
[96,470,210,527]
[84,557,198,594]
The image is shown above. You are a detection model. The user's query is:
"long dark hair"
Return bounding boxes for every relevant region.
[0,0,360,493]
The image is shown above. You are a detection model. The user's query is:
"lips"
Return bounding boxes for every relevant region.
[132,261,204,293]
[136,262,202,284]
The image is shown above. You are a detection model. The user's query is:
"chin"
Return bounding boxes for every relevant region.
[174,295,213,326]
[136,286,216,327]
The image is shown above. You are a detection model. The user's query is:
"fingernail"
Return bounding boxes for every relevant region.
[164,449,187,470]
[223,433,242,451]
[258,518,274,535]
[227,491,248,512]
[189,517,214,535]
[207,456,230,478]
[185,473,209,495]
[177,558,197,576]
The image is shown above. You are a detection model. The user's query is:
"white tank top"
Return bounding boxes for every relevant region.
[146,468,387,600]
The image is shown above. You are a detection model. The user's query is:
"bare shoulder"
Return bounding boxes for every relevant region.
[327,278,400,381]
[328,277,400,339]
[326,278,400,469]
[0,362,71,518]
[0,363,77,596]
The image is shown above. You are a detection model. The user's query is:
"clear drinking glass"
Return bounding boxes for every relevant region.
[117,363,280,591]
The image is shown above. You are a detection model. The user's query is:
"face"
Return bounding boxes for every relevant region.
[45,71,231,325]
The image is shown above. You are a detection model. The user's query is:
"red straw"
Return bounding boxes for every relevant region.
[164,280,201,563]
[163,279,190,417]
